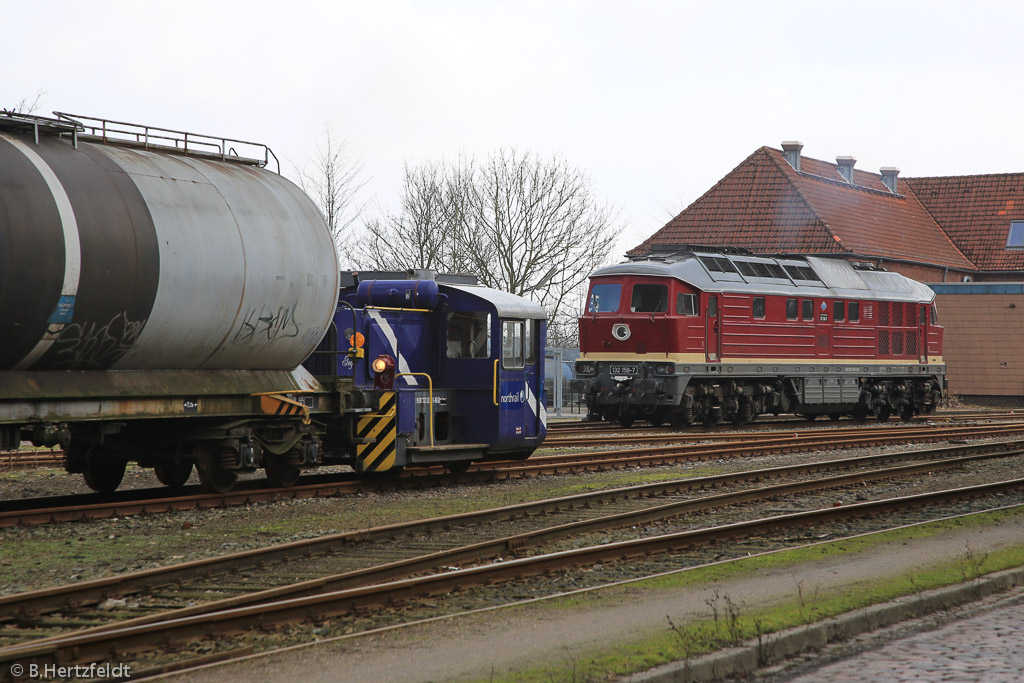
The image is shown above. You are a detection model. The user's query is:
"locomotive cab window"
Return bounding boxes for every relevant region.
[447,311,491,358]
[849,301,860,322]
[931,304,939,324]
[630,284,668,313]
[919,305,927,325]
[834,301,845,322]
[676,293,698,316]
[587,283,622,313]
[801,299,813,321]
[752,297,765,319]
[501,320,525,369]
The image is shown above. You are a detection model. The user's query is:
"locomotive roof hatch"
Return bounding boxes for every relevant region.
[592,250,935,304]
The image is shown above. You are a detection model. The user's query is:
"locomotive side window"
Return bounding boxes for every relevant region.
[752,297,765,319]
[676,293,698,316]
[524,320,536,364]
[919,305,927,325]
[786,298,798,320]
[587,283,622,313]
[849,301,860,322]
[708,297,718,317]
[631,284,668,313]
[447,311,491,358]
[834,301,845,322]
[801,299,813,321]
[501,320,525,369]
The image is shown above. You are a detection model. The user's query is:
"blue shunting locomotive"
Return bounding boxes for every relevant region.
[304,272,548,473]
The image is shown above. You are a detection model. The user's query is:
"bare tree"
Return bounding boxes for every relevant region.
[363,149,618,346]
[6,90,46,114]
[293,126,365,262]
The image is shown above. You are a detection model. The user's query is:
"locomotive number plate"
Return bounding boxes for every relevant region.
[609,364,639,374]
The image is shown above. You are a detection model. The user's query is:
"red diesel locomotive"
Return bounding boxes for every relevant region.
[573,247,945,427]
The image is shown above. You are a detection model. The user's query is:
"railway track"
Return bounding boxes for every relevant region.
[546,409,1024,437]
[2,437,1023,676]
[4,421,1024,528]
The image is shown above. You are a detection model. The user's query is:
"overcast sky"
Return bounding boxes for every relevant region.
[6,0,1023,261]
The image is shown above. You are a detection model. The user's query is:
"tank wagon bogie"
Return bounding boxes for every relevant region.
[574,248,945,428]
[0,112,546,494]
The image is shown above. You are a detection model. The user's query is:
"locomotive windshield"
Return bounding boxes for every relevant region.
[587,283,622,313]
[630,284,668,313]
[447,311,491,358]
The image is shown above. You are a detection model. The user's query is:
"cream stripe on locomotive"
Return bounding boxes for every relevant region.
[580,352,944,366]
[356,391,397,472]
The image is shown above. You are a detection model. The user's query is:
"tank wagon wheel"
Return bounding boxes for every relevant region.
[900,405,915,422]
[154,460,194,489]
[82,457,127,494]
[195,443,238,494]
[852,405,869,422]
[877,405,892,421]
[264,451,302,489]
[829,413,843,422]
[801,414,818,422]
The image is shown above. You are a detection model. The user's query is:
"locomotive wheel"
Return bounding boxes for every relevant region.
[900,405,915,421]
[649,415,664,428]
[732,400,753,426]
[83,458,127,494]
[618,414,635,428]
[154,460,194,488]
[446,460,472,474]
[801,414,817,422]
[264,454,301,488]
[877,405,892,421]
[829,413,843,422]
[669,412,690,429]
[195,444,238,494]
[852,405,869,422]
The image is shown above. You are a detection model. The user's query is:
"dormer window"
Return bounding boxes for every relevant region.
[1008,221,1024,249]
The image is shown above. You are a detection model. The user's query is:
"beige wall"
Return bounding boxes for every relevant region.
[934,293,1024,397]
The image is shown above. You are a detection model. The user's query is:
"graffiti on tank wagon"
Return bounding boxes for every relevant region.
[234,303,302,344]
[53,312,146,368]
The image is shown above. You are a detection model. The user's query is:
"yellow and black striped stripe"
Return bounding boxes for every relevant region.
[356,392,397,472]
[256,393,311,424]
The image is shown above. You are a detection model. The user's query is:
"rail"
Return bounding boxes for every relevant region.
[52,112,280,173]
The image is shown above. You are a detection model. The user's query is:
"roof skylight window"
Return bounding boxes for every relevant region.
[1008,221,1024,249]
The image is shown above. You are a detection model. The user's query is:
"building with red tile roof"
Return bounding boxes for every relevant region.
[631,143,1024,401]
[633,143,1024,282]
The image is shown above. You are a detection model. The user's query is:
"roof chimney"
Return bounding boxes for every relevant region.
[781,141,803,172]
[836,156,857,183]
[880,167,900,193]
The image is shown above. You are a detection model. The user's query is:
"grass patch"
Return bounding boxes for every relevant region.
[488,507,1024,682]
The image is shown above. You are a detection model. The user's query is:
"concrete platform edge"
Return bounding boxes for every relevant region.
[626,564,1024,682]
